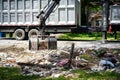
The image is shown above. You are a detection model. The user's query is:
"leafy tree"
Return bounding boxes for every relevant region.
[81,0,101,25]
[81,0,120,25]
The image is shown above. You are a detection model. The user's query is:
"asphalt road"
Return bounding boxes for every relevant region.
[0,38,120,49]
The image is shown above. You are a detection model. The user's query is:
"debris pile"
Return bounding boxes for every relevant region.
[0,44,120,77]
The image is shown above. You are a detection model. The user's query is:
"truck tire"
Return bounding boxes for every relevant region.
[14,29,26,40]
[28,29,39,38]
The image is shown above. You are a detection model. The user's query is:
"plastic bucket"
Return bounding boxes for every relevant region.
[0,32,6,37]
[0,32,2,37]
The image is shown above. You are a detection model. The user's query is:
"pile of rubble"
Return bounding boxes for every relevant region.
[0,44,120,77]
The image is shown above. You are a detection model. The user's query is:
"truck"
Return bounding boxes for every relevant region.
[0,0,81,40]
[109,4,120,39]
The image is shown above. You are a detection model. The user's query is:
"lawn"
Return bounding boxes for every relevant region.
[0,67,120,80]
[58,32,120,41]
[0,67,40,80]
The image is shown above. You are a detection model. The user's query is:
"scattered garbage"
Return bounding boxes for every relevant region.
[0,43,120,77]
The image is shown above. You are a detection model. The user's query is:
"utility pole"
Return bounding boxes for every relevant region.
[102,0,109,43]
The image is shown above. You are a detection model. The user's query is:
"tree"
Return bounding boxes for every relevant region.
[81,0,120,26]
[81,0,101,25]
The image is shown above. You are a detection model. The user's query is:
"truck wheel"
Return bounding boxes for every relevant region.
[14,29,26,40]
[28,29,39,38]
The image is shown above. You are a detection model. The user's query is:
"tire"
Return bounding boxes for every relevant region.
[14,29,26,40]
[28,29,39,38]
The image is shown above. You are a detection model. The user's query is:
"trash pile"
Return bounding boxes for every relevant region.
[0,44,120,77]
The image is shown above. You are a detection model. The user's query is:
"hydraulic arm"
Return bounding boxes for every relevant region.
[29,0,61,50]
[36,0,61,34]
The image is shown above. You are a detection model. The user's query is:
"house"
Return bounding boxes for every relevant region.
[89,11,102,31]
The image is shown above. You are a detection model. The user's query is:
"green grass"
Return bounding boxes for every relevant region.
[71,69,120,80]
[0,67,40,80]
[0,67,120,80]
[80,54,96,62]
[6,33,14,38]
[58,32,120,41]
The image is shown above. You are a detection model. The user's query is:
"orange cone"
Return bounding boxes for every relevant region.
[108,25,112,33]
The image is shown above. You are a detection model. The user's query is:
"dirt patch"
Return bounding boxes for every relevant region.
[0,46,25,54]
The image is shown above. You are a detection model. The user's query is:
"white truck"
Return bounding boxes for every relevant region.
[0,0,81,40]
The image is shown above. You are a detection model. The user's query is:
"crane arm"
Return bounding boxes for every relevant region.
[37,0,60,23]
[36,0,61,34]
